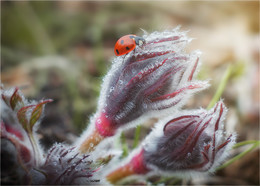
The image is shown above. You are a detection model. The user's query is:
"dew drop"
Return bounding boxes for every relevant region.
[109,87,114,93]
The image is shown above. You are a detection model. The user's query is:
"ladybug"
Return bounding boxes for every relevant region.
[114,34,145,56]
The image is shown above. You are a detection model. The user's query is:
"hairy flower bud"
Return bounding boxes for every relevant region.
[106,101,236,183]
[1,86,53,183]
[1,122,33,167]
[38,144,97,185]
[95,28,208,137]
[143,101,236,174]
[78,28,209,153]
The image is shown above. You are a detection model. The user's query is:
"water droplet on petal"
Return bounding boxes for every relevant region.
[109,87,114,93]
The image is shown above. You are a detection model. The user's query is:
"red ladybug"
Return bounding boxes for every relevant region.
[114,34,145,56]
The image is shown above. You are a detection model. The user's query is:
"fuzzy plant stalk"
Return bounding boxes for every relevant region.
[106,101,236,183]
[77,27,209,153]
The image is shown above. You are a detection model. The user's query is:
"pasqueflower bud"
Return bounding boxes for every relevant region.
[1,122,33,167]
[38,144,96,185]
[79,28,209,153]
[106,101,236,183]
[142,101,236,174]
[1,87,99,185]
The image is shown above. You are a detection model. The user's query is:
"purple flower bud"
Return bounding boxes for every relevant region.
[39,144,97,185]
[142,101,236,175]
[1,122,33,167]
[94,28,209,137]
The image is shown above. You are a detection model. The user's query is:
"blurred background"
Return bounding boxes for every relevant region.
[1,1,259,185]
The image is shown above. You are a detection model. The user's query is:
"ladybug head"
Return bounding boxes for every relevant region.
[133,36,146,47]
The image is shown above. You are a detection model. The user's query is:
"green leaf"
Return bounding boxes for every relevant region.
[133,125,142,149]
[120,132,129,158]
[207,65,232,110]
[17,99,52,131]
[10,87,24,110]
[17,105,35,131]
[29,99,52,129]
[216,140,260,171]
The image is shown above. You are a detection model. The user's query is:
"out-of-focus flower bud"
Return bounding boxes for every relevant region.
[106,101,236,183]
[1,122,33,167]
[1,86,100,184]
[38,144,97,185]
[1,86,52,168]
[79,28,209,153]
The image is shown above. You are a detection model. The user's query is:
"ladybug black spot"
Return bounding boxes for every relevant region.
[120,40,124,44]
[126,47,130,50]
[116,49,119,55]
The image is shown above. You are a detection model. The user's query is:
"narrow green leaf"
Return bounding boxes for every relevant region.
[207,65,232,110]
[120,132,129,158]
[29,99,52,129]
[133,125,142,149]
[216,140,260,171]
[233,140,260,149]
[10,87,23,110]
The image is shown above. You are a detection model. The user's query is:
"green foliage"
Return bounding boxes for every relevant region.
[29,100,53,129]
[120,132,129,158]
[207,64,233,110]
[10,88,24,110]
[216,140,260,171]
[133,125,142,149]
[17,105,35,131]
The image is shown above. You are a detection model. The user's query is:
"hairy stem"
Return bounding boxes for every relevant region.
[106,163,135,184]
[79,129,105,154]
